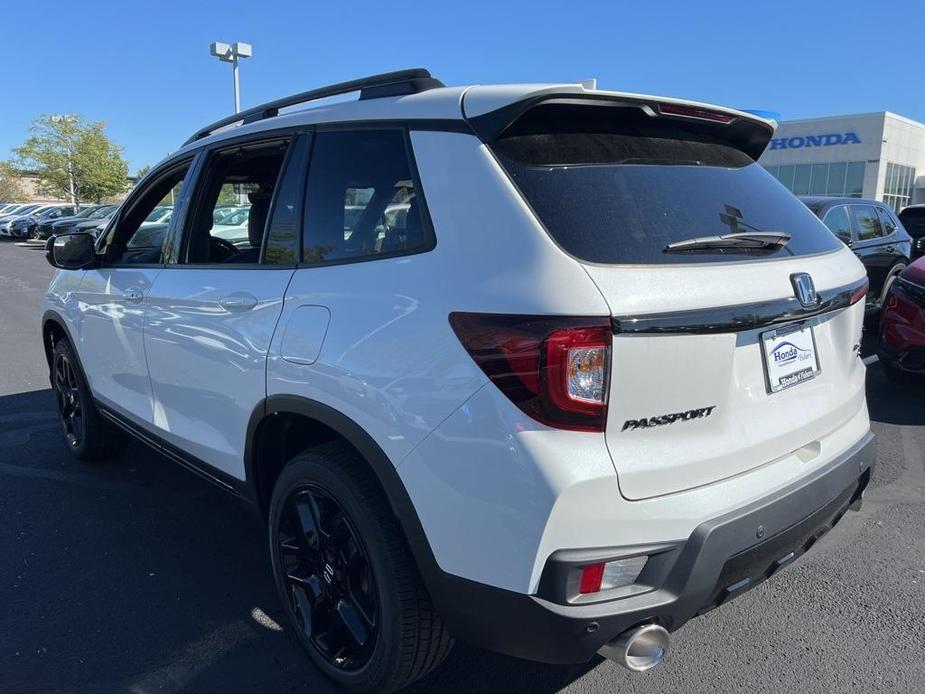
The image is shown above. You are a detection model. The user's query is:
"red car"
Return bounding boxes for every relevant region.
[879,255,925,382]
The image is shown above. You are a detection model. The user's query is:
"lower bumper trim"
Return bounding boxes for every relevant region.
[426,431,876,664]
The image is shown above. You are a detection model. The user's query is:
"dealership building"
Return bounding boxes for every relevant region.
[758,111,925,213]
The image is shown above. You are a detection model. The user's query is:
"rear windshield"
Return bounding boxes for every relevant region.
[491,104,842,265]
[899,207,925,234]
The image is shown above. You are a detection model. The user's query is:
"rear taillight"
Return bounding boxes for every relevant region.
[448,313,611,432]
[850,279,870,306]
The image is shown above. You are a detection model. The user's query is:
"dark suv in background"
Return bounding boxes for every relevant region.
[897,205,925,258]
[801,196,912,312]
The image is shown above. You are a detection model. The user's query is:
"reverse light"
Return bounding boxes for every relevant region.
[448,313,611,432]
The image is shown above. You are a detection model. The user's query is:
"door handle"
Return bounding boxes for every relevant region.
[218,293,258,311]
[122,287,144,303]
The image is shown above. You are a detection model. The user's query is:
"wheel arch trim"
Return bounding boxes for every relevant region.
[246,395,443,585]
[41,310,81,374]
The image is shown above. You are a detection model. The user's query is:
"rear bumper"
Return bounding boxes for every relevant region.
[430,431,875,664]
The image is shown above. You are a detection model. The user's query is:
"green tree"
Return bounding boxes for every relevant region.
[12,115,129,206]
[0,163,24,202]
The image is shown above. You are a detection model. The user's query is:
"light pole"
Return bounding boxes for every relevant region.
[50,114,78,208]
[209,41,252,114]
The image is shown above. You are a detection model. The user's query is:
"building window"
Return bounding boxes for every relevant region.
[883,162,915,213]
[768,161,865,199]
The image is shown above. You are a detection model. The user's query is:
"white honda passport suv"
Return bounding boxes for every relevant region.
[42,69,876,692]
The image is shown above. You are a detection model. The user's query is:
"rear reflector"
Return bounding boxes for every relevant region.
[578,556,649,594]
[579,562,606,594]
[448,313,611,432]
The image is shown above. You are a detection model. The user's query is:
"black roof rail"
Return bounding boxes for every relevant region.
[184,68,443,145]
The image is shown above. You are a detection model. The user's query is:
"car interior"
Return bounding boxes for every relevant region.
[103,163,190,265]
[185,139,289,264]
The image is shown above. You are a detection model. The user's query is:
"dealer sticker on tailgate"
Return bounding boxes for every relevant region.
[761,324,820,393]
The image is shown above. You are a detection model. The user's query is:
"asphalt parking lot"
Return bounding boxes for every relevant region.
[1,239,923,694]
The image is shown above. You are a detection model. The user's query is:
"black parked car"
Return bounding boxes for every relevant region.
[33,205,99,239]
[68,208,118,237]
[37,204,116,239]
[801,196,913,312]
[9,204,77,238]
[897,205,925,259]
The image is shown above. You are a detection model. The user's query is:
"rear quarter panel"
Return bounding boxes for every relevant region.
[265,130,610,467]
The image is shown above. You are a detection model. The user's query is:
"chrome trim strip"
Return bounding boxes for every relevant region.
[612,278,867,335]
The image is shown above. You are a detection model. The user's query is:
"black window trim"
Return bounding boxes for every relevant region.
[260,131,312,267]
[99,153,203,269]
[295,122,438,270]
[172,134,297,269]
[874,204,898,239]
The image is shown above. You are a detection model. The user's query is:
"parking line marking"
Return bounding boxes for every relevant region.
[862,354,879,366]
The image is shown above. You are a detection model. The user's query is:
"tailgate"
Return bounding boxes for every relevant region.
[586,255,867,499]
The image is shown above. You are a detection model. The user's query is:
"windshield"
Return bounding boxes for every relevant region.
[89,206,115,219]
[491,103,842,265]
[144,206,170,222]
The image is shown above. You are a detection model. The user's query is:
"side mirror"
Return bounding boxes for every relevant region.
[46,232,97,270]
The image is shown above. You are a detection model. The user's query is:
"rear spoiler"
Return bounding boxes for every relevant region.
[463,88,777,161]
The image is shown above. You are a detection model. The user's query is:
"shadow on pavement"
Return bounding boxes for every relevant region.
[1,388,600,693]
[866,364,925,427]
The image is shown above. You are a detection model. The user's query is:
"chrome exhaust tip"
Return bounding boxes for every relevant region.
[598,623,669,672]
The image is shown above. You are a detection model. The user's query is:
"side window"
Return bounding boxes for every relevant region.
[822,206,852,244]
[302,129,433,265]
[875,206,897,236]
[851,205,884,241]
[104,162,191,265]
[182,139,290,265]
[263,134,311,266]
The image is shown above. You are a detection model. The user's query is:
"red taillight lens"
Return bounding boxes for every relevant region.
[448,313,611,432]
[850,279,870,306]
[579,562,605,594]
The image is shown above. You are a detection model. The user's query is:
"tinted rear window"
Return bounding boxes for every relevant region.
[899,207,925,234]
[491,104,843,265]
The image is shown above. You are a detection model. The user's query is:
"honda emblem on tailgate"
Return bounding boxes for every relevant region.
[791,273,819,308]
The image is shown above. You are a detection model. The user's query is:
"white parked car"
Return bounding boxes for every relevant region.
[41,69,875,692]
[0,203,45,235]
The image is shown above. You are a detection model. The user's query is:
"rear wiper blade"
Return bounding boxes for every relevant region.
[665,231,791,253]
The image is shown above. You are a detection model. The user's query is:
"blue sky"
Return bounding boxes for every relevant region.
[3,0,923,173]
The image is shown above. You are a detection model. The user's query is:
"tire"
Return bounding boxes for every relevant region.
[878,265,906,310]
[882,360,925,387]
[269,442,453,693]
[51,339,127,461]
[882,360,905,385]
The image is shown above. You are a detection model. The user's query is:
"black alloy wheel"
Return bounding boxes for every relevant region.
[277,484,379,671]
[53,352,84,449]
